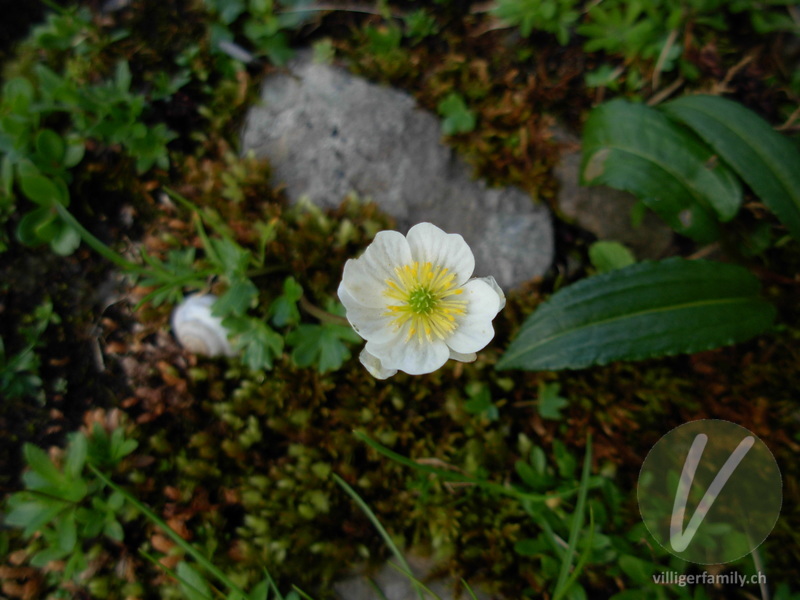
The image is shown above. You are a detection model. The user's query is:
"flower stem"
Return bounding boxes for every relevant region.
[299,296,350,326]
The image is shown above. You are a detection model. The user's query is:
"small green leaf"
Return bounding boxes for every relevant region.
[588,241,635,273]
[63,140,86,168]
[497,258,776,371]
[23,443,62,485]
[582,99,742,242]
[35,129,65,164]
[17,206,58,245]
[5,495,67,537]
[537,382,569,420]
[269,277,303,327]
[57,510,78,552]
[65,433,87,479]
[177,562,214,600]
[249,579,270,600]
[31,545,69,567]
[104,520,124,542]
[50,219,81,256]
[20,173,61,205]
[115,61,132,92]
[437,92,477,135]
[662,94,800,241]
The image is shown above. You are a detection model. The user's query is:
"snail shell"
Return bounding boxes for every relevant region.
[171,294,236,357]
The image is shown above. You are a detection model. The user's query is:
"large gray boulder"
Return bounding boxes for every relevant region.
[241,53,553,290]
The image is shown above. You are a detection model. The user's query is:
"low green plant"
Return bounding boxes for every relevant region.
[1,49,176,254]
[0,298,60,401]
[491,0,581,45]
[203,0,315,68]
[4,426,138,582]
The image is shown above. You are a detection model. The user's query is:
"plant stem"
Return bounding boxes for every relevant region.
[54,203,150,276]
[89,465,249,599]
[299,296,350,326]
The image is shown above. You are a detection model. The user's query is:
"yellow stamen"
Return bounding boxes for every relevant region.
[382,261,467,344]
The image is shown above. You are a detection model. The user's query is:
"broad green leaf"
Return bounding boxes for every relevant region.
[176,562,214,600]
[662,94,800,241]
[497,258,776,371]
[581,99,742,242]
[588,241,635,273]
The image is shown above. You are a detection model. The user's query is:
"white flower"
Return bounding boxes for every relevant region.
[338,222,505,379]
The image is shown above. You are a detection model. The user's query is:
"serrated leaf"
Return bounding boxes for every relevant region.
[537,381,569,420]
[582,99,742,242]
[497,258,776,371]
[286,323,358,373]
[213,279,258,318]
[176,562,214,600]
[226,317,284,371]
[661,94,800,241]
[269,277,303,327]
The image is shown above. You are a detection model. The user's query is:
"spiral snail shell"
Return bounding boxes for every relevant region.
[171,294,236,357]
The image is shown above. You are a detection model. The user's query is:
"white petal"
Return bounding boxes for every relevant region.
[359,347,397,379]
[366,329,451,376]
[406,222,475,286]
[475,276,506,312]
[340,230,413,308]
[337,283,397,344]
[445,278,502,354]
[449,349,477,363]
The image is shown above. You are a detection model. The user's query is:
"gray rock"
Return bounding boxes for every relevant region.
[241,53,553,290]
[334,555,493,600]
[552,130,673,259]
